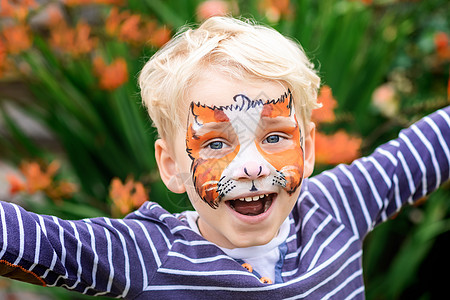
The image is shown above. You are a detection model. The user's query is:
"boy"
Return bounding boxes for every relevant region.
[0,16,449,299]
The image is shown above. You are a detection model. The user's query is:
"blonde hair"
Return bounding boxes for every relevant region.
[139,16,320,141]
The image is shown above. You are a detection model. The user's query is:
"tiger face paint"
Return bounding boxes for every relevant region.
[186,90,304,209]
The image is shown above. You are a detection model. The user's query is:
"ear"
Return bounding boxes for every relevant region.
[154,139,186,194]
[303,122,316,178]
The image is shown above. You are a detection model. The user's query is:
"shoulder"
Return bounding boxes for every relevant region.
[124,202,203,241]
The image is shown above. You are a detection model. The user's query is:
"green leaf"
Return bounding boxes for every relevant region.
[144,0,186,28]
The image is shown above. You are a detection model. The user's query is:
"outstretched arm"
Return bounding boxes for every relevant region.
[306,106,450,238]
[0,200,169,298]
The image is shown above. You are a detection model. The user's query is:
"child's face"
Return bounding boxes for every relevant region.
[157,70,315,248]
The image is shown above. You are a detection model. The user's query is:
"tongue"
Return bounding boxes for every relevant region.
[232,200,264,215]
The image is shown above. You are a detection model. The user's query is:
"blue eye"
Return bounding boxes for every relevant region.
[208,141,223,150]
[265,135,280,143]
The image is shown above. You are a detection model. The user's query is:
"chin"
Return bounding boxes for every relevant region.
[227,227,279,248]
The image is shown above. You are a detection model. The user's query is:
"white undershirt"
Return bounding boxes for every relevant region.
[185,211,290,282]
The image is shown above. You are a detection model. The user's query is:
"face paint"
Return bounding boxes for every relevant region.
[186,89,304,209]
[186,104,240,208]
[257,95,304,194]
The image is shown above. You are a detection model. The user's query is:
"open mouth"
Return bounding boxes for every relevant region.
[226,193,275,216]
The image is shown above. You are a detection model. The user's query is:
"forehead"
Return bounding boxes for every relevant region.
[185,70,289,113]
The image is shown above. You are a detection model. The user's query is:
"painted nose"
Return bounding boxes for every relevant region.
[233,161,270,180]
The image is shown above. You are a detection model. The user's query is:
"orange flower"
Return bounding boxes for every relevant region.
[49,21,97,57]
[259,0,291,23]
[196,0,230,21]
[106,7,127,36]
[105,8,169,47]
[74,22,98,54]
[0,0,38,22]
[7,160,77,200]
[109,177,148,216]
[435,32,449,49]
[6,174,26,195]
[1,24,32,54]
[0,0,15,17]
[312,85,337,124]
[119,14,143,44]
[20,161,59,193]
[315,130,361,165]
[93,56,128,90]
[0,39,7,77]
[434,32,450,60]
[149,26,172,48]
[131,182,148,207]
[20,162,52,193]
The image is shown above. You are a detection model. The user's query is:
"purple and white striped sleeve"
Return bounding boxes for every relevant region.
[0,201,169,298]
[307,106,450,238]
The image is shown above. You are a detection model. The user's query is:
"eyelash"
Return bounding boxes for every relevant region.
[204,139,228,150]
[208,141,223,150]
[263,133,287,144]
[265,135,280,143]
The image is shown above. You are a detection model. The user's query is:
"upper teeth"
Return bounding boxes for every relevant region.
[237,194,268,202]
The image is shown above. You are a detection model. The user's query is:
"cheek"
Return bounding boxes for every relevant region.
[276,147,304,194]
[257,132,304,194]
[191,146,239,208]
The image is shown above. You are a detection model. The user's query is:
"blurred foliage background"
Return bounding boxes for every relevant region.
[0,0,448,299]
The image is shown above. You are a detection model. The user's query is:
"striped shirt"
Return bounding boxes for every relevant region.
[0,106,449,299]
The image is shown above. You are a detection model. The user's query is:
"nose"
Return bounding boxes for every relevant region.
[233,161,270,180]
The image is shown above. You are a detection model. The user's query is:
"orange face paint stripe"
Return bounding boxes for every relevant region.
[260,92,292,118]
[190,102,230,124]
[191,145,240,208]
